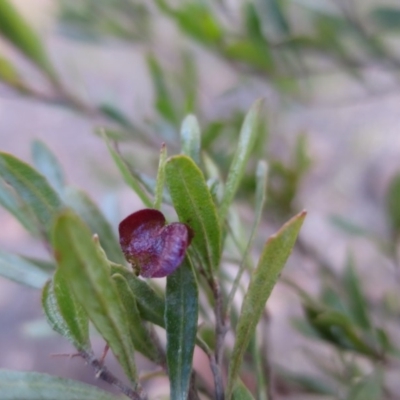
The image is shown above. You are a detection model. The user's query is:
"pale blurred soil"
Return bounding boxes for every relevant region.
[1,0,400,398]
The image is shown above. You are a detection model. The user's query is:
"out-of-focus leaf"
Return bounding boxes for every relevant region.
[153,143,167,210]
[42,269,90,351]
[98,104,135,129]
[226,211,306,398]
[180,115,201,166]
[0,178,39,234]
[103,136,152,207]
[64,187,125,264]
[0,55,22,86]
[370,7,400,32]
[232,379,255,399]
[147,54,179,125]
[256,0,290,37]
[0,250,50,289]
[110,264,165,328]
[112,273,161,363]
[346,370,383,400]
[31,140,65,195]
[385,173,400,237]
[223,41,273,72]
[165,155,221,275]
[244,3,264,42]
[181,51,197,113]
[0,370,124,400]
[219,100,263,223]
[343,255,372,331]
[0,0,56,80]
[329,215,370,237]
[276,369,337,396]
[52,211,138,385]
[22,256,55,272]
[157,0,222,46]
[0,152,63,237]
[165,259,198,400]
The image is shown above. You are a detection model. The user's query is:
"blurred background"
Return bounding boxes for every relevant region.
[1,0,400,398]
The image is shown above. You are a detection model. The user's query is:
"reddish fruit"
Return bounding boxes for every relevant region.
[119,208,193,278]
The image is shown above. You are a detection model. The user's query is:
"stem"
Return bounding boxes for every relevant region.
[79,350,147,400]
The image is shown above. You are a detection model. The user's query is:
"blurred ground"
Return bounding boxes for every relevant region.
[1,0,400,398]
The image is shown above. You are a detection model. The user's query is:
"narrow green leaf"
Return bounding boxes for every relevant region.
[64,187,125,264]
[31,140,65,195]
[219,100,263,223]
[227,160,268,312]
[52,211,138,384]
[346,370,383,400]
[232,379,255,400]
[165,155,221,275]
[256,0,290,37]
[343,255,372,331]
[110,264,165,327]
[370,7,400,32]
[0,370,123,400]
[385,173,400,237]
[0,178,39,234]
[112,273,161,363]
[42,270,90,352]
[0,0,56,80]
[227,211,306,398]
[53,268,90,350]
[0,250,50,289]
[165,259,198,400]
[153,143,167,210]
[180,115,201,166]
[103,136,152,207]
[98,103,135,129]
[0,152,63,236]
[0,55,22,86]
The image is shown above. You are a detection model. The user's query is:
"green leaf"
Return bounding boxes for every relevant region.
[165,259,198,400]
[0,250,50,288]
[153,143,167,210]
[103,136,152,208]
[329,215,370,237]
[42,269,90,351]
[226,211,306,398]
[0,370,123,400]
[98,103,135,129]
[52,211,138,384]
[110,264,166,327]
[219,100,263,223]
[0,55,22,86]
[0,152,63,237]
[64,187,125,264]
[165,155,221,275]
[346,370,383,400]
[256,0,290,37]
[370,7,400,32]
[342,255,372,331]
[112,273,161,363]
[0,178,39,234]
[385,173,400,237]
[232,379,255,399]
[0,0,56,80]
[147,53,179,124]
[180,114,201,166]
[31,140,65,195]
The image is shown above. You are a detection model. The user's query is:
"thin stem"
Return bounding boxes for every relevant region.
[79,350,147,400]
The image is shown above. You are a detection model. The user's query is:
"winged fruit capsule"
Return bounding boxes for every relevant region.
[119,208,193,278]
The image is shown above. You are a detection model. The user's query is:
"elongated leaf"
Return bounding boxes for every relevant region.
[42,270,90,351]
[256,0,290,37]
[343,255,372,331]
[31,140,65,195]
[219,100,263,223]
[0,250,50,288]
[165,259,198,400]
[153,143,167,210]
[0,0,56,79]
[227,211,306,398]
[0,370,123,400]
[0,152,63,236]
[180,115,201,166]
[110,264,165,327]
[0,178,39,234]
[52,211,138,384]
[232,380,255,399]
[370,7,400,32]
[103,137,152,207]
[112,273,161,362]
[165,155,221,275]
[64,187,125,264]
[346,370,383,400]
[0,55,22,86]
